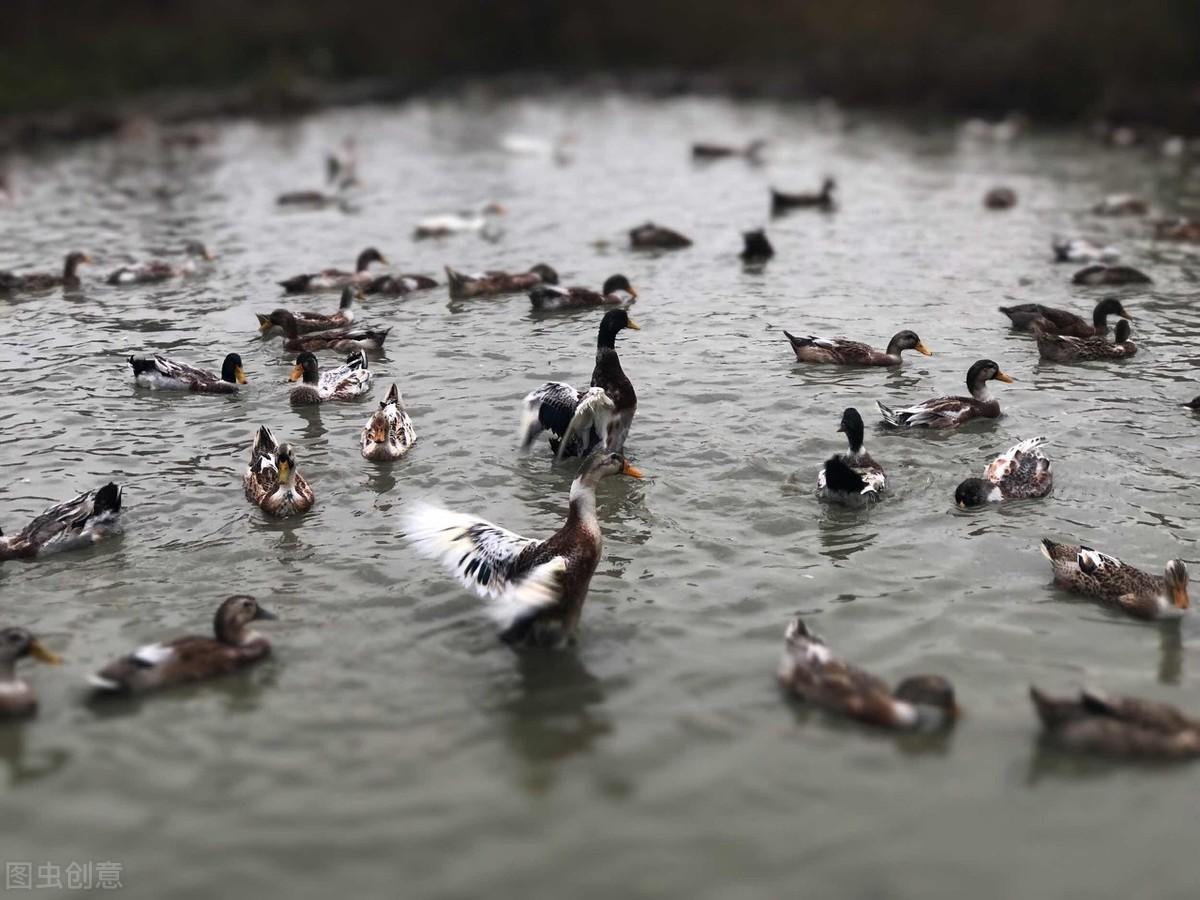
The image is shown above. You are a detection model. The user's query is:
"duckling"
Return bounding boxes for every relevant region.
[954,436,1052,507]
[0,628,61,718]
[361,383,416,460]
[878,360,1013,429]
[242,431,314,518]
[0,252,91,292]
[771,178,835,214]
[257,286,359,337]
[88,595,276,695]
[1073,264,1152,286]
[999,297,1132,337]
[1052,237,1120,263]
[1154,218,1200,242]
[276,311,390,352]
[445,263,559,299]
[629,222,692,249]
[1039,539,1188,620]
[529,274,637,312]
[288,350,373,404]
[1035,319,1137,363]
[784,329,931,367]
[817,408,886,505]
[413,203,505,239]
[984,186,1017,209]
[128,352,246,393]
[520,309,640,456]
[106,241,214,285]
[1030,686,1200,760]
[0,483,123,561]
[364,273,438,296]
[404,451,643,646]
[740,229,774,263]
[278,247,387,294]
[777,618,959,732]
[691,139,766,161]
[1093,193,1147,216]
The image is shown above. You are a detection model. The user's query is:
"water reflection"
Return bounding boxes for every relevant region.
[1157,624,1183,685]
[0,726,72,787]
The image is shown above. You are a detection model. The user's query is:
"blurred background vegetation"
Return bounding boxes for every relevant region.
[2,0,1198,129]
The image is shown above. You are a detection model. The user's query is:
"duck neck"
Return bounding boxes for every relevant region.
[567,478,599,530]
[968,378,992,401]
[597,325,620,351]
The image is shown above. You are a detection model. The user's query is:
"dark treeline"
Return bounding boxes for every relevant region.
[2,0,1198,129]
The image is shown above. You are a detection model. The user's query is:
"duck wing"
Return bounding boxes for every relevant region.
[518,382,582,449]
[877,396,979,428]
[986,436,1050,495]
[18,483,122,550]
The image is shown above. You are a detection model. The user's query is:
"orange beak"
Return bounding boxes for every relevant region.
[29,639,62,665]
[994,371,1014,383]
[1174,583,1190,610]
[915,342,932,357]
[621,461,644,479]
[235,367,247,385]
[288,364,304,382]
[368,427,388,444]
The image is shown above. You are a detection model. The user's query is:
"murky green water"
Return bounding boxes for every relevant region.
[2,93,1200,899]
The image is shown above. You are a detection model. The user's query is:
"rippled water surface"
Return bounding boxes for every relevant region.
[3,94,1200,899]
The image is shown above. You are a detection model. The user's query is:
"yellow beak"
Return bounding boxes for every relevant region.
[288,364,304,383]
[80,254,93,265]
[916,342,933,357]
[626,318,642,331]
[622,461,644,479]
[994,371,1015,384]
[276,460,291,482]
[235,367,247,385]
[1174,584,1190,610]
[29,639,62,665]
[369,427,388,444]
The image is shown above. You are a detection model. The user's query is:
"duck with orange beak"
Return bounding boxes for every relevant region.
[0,628,61,718]
[361,383,416,460]
[1039,540,1189,621]
[877,359,1014,429]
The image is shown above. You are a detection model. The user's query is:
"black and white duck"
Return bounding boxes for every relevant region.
[403,451,643,646]
[954,437,1052,507]
[1052,237,1119,264]
[784,329,931,367]
[771,178,835,213]
[529,274,636,312]
[128,352,246,393]
[0,483,123,561]
[1030,686,1200,760]
[242,426,314,518]
[288,350,373,404]
[0,252,91,292]
[0,628,61,718]
[999,297,1132,337]
[877,359,1013,429]
[446,264,559,300]
[278,247,388,293]
[1039,539,1188,621]
[1035,319,1137,363]
[106,241,214,285]
[817,408,886,505]
[412,203,505,239]
[361,384,416,460]
[257,286,358,337]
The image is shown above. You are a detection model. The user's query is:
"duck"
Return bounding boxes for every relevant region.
[0,482,123,561]
[242,427,314,517]
[1052,237,1120,263]
[257,286,358,337]
[500,133,575,162]
[629,222,692,249]
[1039,539,1189,620]
[445,263,559,299]
[529,274,637,312]
[276,311,390,352]
[412,203,505,239]
[129,352,246,393]
[878,359,1013,429]
[277,247,388,294]
[0,628,61,718]
[999,297,1132,337]
[106,241,215,285]
[771,178,835,214]
[1035,319,1137,363]
[691,139,766,161]
[984,186,1017,209]
[364,273,438,296]
[0,252,91,292]
[88,595,276,696]
[1154,218,1200,242]
[1184,396,1200,412]
[275,187,352,209]
[403,451,643,646]
[784,329,931,367]
[1093,193,1147,216]
[1072,264,1152,286]
[361,383,416,460]
[817,408,886,505]
[740,229,774,262]
[1030,686,1200,760]
[954,436,1052,507]
[519,309,640,456]
[288,350,373,404]
[777,617,959,732]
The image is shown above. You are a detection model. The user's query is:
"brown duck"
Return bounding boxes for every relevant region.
[999,297,1132,337]
[1036,318,1137,363]
[0,252,91,292]
[1039,539,1189,620]
[529,274,636,312]
[629,223,692,249]
[1031,686,1200,760]
[276,311,390,352]
[771,178,835,213]
[0,628,61,718]
[1072,265,1152,286]
[257,286,358,336]
[784,329,931,366]
[445,263,558,299]
[277,247,387,293]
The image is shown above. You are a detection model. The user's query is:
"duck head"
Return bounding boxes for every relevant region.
[1094,297,1134,329]
[954,477,1000,508]
[185,241,215,261]
[64,251,93,278]
[894,675,960,729]
[220,353,247,385]
[355,247,388,272]
[837,407,866,453]
[1165,560,1189,610]
[576,451,643,488]
[596,307,641,349]
[339,285,362,310]
[289,352,320,385]
[0,627,62,673]
[886,330,932,357]
[1113,319,1132,343]
[530,263,559,285]
[213,595,277,646]
[602,274,637,300]
[966,359,1013,398]
[274,444,299,486]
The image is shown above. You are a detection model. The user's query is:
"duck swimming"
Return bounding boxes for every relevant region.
[288,350,373,404]
[817,408,886,505]
[364,273,438,296]
[784,329,931,366]
[242,427,314,518]
[257,286,358,336]
[106,241,214,285]
[0,483,123,561]
[404,451,643,646]
[413,203,505,239]
[0,252,91,292]
[129,352,246,393]
[777,618,959,732]
[88,595,276,695]
[954,436,1052,507]
[0,628,61,718]
[445,263,558,299]
[1154,218,1200,242]
[361,383,416,460]
[877,359,1013,429]
[1052,237,1119,263]
[691,139,766,161]
[520,309,640,456]
[999,297,1132,337]
[771,178,835,214]
[529,274,636,312]
[1031,686,1200,760]
[1072,264,1152,286]
[629,223,692,249]
[278,247,388,294]
[276,311,390,352]
[740,229,774,262]
[1035,319,1137,363]
[1039,539,1189,620]
[1093,193,1147,216]
[984,186,1017,209]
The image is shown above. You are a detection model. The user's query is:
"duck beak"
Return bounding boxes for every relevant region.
[625,318,642,330]
[203,249,216,261]
[836,422,846,433]
[29,639,62,665]
[1122,310,1135,320]
[621,461,644,479]
[369,427,388,444]
[1174,584,1190,610]
[235,367,247,385]
[627,287,639,299]
[354,287,366,299]
[916,342,933,357]
[80,254,93,265]
[288,364,304,382]
[276,460,291,482]
[254,606,278,622]
[256,314,271,333]
[994,371,1015,383]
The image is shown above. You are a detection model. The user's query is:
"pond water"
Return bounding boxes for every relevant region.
[2,92,1200,899]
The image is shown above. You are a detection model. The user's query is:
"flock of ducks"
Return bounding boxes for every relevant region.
[1,128,1199,763]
